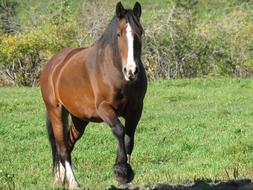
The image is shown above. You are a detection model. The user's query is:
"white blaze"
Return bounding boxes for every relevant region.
[126,23,136,74]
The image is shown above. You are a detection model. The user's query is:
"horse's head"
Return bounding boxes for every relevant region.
[115,2,143,81]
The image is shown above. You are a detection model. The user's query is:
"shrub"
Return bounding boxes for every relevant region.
[196,6,253,77]
[142,0,253,79]
[0,30,47,86]
[0,20,77,86]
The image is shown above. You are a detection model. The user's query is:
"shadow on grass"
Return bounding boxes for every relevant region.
[107,179,253,190]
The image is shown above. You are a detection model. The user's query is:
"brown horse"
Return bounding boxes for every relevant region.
[40,2,147,189]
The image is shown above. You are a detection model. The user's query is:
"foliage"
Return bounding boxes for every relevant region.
[1,0,253,85]
[196,6,253,76]
[0,0,19,34]
[0,30,44,86]
[1,79,253,189]
[143,0,253,79]
[0,22,76,86]
[0,0,77,86]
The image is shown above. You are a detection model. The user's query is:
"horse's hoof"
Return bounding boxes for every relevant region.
[68,180,80,190]
[118,182,137,189]
[114,163,135,184]
[68,185,81,190]
[53,176,65,188]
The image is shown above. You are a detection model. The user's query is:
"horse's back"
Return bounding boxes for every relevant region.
[42,48,84,76]
[40,48,84,106]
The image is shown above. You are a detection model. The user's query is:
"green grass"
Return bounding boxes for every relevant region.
[1,78,253,189]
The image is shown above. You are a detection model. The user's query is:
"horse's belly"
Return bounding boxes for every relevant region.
[65,101,103,122]
[56,74,102,122]
[79,104,103,122]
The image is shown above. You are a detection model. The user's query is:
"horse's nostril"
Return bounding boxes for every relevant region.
[134,68,139,75]
[128,70,133,76]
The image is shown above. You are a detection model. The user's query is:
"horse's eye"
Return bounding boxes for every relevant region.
[117,33,121,37]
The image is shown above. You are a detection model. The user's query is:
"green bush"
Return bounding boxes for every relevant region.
[0,0,78,86]
[0,20,76,86]
[197,7,253,77]
[0,30,45,86]
[142,0,253,79]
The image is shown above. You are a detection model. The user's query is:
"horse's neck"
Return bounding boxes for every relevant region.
[98,43,120,70]
[93,43,126,87]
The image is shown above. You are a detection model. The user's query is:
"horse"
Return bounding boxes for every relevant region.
[40,2,147,189]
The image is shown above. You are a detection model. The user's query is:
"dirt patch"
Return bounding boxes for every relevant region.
[107,179,253,190]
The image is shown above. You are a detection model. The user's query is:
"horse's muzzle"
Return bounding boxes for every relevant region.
[123,67,139,81]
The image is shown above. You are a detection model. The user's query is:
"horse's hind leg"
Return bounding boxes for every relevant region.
[47,105,80,190]
[46,114,65,186]
[67,115,88,153]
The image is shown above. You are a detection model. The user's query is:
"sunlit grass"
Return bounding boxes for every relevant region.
[1,78,253,189]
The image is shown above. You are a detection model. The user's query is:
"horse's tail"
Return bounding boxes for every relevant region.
[46,112,59,172]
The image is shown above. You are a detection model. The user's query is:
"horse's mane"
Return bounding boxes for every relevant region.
[98,16,119,52]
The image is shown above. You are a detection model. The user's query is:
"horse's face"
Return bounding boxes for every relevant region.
[116,2,143,81]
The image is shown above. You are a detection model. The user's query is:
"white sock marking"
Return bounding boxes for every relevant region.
[54,161,65,184]
[65,161,79,189]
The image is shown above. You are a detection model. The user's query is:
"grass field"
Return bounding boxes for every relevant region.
[1,78,253,189]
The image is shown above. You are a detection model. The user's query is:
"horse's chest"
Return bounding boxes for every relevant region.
[113,90,137,115]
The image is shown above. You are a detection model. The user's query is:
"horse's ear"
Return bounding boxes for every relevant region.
[116,2,125,18]
[133,2,141,18]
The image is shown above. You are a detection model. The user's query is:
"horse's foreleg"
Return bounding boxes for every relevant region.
[48,106,80,190]
[97,102,134,184]
[124,103,143,164]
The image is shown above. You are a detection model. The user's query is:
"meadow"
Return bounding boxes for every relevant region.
[1,78,253,189]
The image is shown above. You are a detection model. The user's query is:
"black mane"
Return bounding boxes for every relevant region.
[98,16,119,52]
